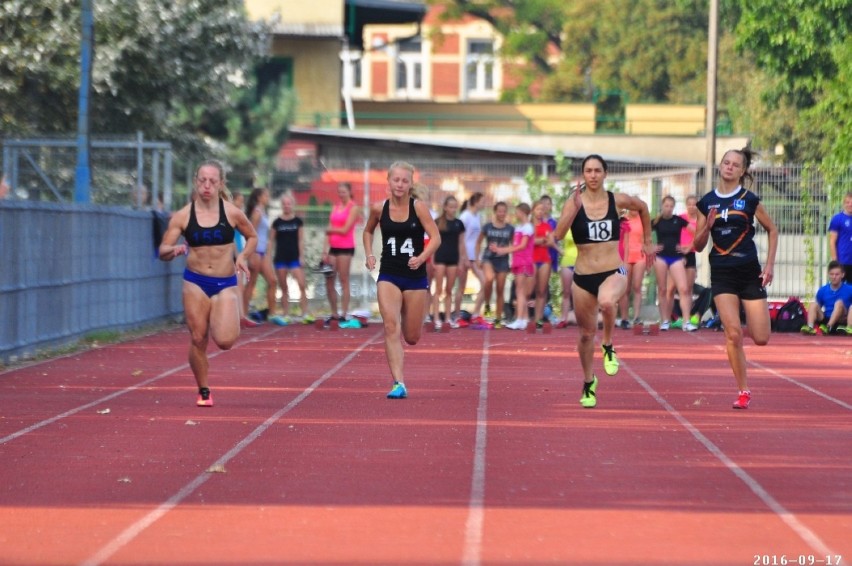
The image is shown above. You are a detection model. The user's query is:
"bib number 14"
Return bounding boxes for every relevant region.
[387,237,415,257]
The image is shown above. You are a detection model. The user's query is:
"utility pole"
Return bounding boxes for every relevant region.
[704,0,719,193]
[75,0,94,202]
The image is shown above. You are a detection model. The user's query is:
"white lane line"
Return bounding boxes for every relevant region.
[693,332,851,410]
[462,331,490,566]
[80,330,381,566]
[0,327,281,446]
[749,360,852,411]
[622,360,839,558]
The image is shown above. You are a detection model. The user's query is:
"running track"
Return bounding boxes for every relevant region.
[0,323,849,565]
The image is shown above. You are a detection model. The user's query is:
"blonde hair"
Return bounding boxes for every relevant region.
[410,182,429,201]
[194,159,232,201]
[387,161,415,180]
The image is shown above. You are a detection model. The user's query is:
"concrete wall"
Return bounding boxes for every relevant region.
[245,0,343,27]
[273,36,343,127]
[352,101,597,134]
[626,104,706,135]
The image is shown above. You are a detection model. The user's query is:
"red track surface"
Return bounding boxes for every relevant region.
[0,323,849,565]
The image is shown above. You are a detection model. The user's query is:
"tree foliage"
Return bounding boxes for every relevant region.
[431,0,711,104]
[0,0,292,167]
[734,0,852,165]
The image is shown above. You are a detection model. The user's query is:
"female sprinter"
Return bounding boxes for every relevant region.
[363,162,441,399]
[159,160,257,406]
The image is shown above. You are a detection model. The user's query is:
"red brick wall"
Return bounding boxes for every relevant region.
[432,62,460,97]
[432,32,459,55]
[371,61,388,97]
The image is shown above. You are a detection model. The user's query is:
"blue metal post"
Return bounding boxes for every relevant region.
[75,0,94,203]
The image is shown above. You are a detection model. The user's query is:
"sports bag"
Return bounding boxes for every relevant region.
[772,297,805,332]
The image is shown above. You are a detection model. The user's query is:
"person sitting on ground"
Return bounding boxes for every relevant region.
[801,261,852,335]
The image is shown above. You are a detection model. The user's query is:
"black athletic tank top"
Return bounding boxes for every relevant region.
[184,198,236,248]
[379,198,426,278]
[570,191,621,245]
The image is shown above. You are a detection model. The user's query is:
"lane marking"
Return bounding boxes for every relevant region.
[0,327,281,446]
[81,330,382,566]
[462,331,490,566]
[748,360,852,411]
[693,332,851,410]
[622,359,839,558]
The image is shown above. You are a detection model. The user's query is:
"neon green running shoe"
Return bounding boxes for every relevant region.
[601,344,619,376]
[580,377,598,408]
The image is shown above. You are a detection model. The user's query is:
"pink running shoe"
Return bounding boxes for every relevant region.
[196,389,214,407]
[732,390,751,410]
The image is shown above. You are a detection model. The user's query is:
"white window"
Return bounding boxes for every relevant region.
[465,39,497,99]
[395,37,424,97]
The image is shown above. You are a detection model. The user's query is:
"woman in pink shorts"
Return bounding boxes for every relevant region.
[491,203,534,330]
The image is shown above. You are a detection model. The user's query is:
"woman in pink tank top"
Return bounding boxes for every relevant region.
[322,183,361,321]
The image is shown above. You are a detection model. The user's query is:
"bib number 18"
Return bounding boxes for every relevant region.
[587,220,612,242]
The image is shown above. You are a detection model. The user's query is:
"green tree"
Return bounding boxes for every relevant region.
[223,80,296,173]
[0,0,290,161]
[734,0,852,164]
[430,0,712,104]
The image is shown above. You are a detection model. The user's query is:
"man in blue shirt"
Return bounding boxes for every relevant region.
[828,192,852,283]
[801,261,852,335]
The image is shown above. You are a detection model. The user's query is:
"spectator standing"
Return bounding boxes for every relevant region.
[431,196,466,329]
[556,227,578,328]
[667,195,699,327]
[620,209,648,326]
[475,202,514,327]
[828,192,852,283]
[269,193,312,324]
[532,201,556,326]
[652,196,697,331]
[492,203,534,330]
[458,192,486,319]
[323,183,361,322]
[243,187,277,323]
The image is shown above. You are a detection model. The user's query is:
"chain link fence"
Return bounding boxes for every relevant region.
[2,137,848,315]
[227,158,848,312]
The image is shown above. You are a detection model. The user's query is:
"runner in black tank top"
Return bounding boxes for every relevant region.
[363,162,441,400]
[554,154,654,409]
[379,198,426,279]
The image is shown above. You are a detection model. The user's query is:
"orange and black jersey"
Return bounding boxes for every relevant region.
[697,187,760,267]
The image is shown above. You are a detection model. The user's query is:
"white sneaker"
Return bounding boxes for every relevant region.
[660,321,670,331]
[683,322,698,332]
[516,319,528,330]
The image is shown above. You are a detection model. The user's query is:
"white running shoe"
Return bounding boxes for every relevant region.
[683,322,698,332]
[660,321,670,331]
